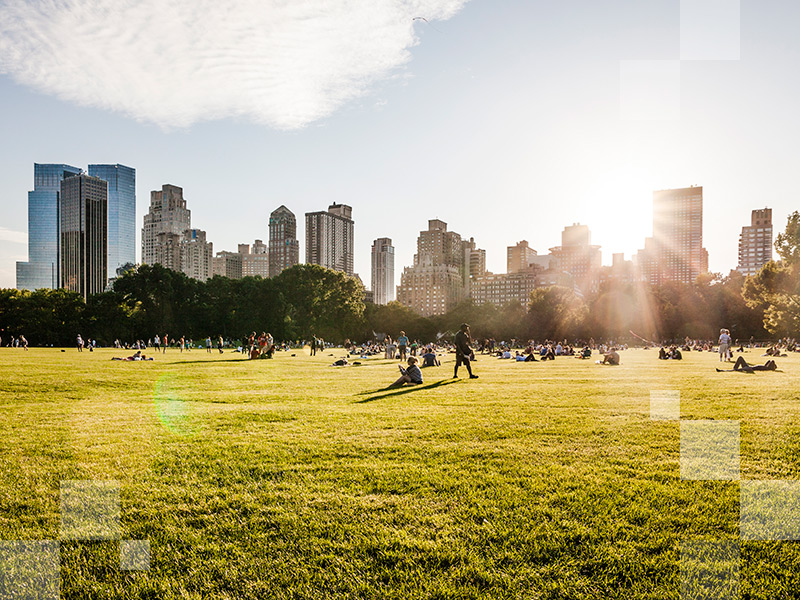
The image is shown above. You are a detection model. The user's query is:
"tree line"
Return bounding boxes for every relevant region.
[4,212,800,347]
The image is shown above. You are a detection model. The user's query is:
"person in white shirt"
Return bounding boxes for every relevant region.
[718,328,732,362]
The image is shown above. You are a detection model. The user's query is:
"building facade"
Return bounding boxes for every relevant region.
[141,184,191,266]
[370,237,395,305]
[16,163,82,290]
[471,270,540,306]
[737,208,772,277]
[59,174,108,299]
[305,203,354,275]
[268,205,299,277]
[239,240,270,278]
[181,229,213,282]
[637,186,708,285]
[88,164,135,279]
[397,220,468,316]
[548,224,602,294]
[213,251,243,279]
[507,240,538,274]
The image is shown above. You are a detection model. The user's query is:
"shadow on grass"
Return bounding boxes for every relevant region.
[356,379,459,403]
[167,357,250,364]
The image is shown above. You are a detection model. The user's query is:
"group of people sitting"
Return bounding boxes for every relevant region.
[658,346,683,360]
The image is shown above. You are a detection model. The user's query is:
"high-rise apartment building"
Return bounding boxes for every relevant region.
[269,205,299,277]
[397,220,467,316]
[16,163,82,290]
[548,224,602,294]
[141,184,191,266]
[637,186,708,285]
[88,164,135,279]
[370,237,395,305]
[305,203,354,275]
[463,237,487,281]
[507,240,538,274]
[239,240,270,278]
[213,251,243,279]
[182,229,213,282]
[60,174,108,299]
[737,208,773,277]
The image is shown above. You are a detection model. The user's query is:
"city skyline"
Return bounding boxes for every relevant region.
[3,2,800,288]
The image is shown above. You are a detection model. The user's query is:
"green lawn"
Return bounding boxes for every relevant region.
[1,346,799,599]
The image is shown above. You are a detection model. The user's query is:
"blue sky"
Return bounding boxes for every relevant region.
[1,0,799,289]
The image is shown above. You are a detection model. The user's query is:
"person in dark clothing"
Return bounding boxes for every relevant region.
[717,357,778,373]
[453,323,478,379]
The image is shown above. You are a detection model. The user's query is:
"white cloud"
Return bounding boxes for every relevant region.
[0,227,26,244]
[0,0,467,129]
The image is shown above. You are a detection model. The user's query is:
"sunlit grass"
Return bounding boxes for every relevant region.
[1,346,799,599]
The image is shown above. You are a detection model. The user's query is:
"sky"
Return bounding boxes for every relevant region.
[1,0,799,290]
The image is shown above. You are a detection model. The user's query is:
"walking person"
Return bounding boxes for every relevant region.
[76,334,84,352]
[453,323,478,379]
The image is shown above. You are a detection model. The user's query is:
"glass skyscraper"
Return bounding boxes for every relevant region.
[60,174,108,299]
[88,164,136,279]
[16,163,81,290]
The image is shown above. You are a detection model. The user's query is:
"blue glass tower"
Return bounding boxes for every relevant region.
[88,164,136,279]
[16,163,81,290]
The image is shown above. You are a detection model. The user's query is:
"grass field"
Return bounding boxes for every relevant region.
[1,346,799,599]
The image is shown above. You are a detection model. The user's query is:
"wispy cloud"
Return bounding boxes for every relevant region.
[0,227,26,245]
[0,0,467,130]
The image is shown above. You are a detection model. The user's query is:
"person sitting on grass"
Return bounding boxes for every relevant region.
[599,348,620,365]
[717,356,778,373]
[388,356,423,388]
[421,348,440,367]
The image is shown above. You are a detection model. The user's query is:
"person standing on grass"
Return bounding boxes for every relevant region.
[76,334,84,352]
[20,335,28,350]
[453,323,478,379]
[163,334,169,353]
[397,331,409,361]
[718,328,731,362]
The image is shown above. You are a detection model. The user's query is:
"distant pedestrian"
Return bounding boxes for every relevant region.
[77,334,84,352]
[206,336,212,353]
[163,334,169,353]
[453,323,478,379]
[218,336,224,354]
[718,328,731,362]
[20,335,28,350]
[397,331,409,361]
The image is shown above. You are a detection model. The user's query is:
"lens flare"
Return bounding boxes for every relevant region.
[153,373,193,435]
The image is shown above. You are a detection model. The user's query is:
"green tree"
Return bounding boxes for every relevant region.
[527,286,588,340]
[276,265,365,342]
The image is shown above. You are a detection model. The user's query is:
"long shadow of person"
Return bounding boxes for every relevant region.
[356,379,460,403]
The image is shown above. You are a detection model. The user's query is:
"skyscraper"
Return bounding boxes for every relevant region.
[60,174,108,299]
[181,229,213,282]
[397,220,467,316]
[305,203,354,275]
[370,237,395,305]
[269,205,299,277]
[637,186,708,285]
[507,240,538,273]
[141,184,191,266]
[548,224,602,294]
[88,164,136,279]
[737,208,773,276]
[16,163,81,290]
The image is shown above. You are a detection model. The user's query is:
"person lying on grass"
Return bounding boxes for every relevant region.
[387,357,423,388]
[716,356,778,373]
[111,351,153,361]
